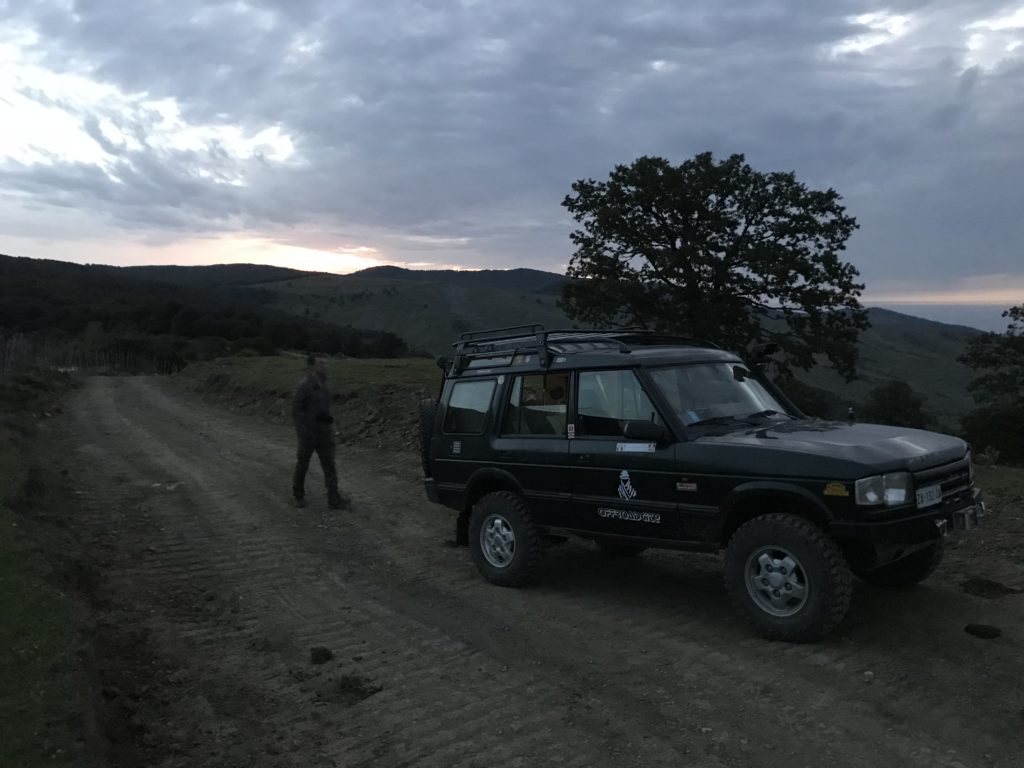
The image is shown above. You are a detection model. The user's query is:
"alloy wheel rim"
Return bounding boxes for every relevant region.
[744,546,809,617]
[480,514,516,568]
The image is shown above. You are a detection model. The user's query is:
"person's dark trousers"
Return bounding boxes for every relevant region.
[292,428,341,504]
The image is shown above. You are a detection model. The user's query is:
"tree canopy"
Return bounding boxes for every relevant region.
[561,153,869,379]
[960,305,1024,407]
[959,305,1024,464]
[859,380,929,429]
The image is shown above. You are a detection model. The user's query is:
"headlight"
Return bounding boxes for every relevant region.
[855,472,911,506]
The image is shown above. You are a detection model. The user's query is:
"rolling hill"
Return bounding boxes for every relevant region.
[238,266,981,427]
[250,268,572,354]
[3,255,984,427]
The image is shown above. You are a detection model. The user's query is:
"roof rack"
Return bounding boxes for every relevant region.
[586,330,721,349]
[449,325,720,375]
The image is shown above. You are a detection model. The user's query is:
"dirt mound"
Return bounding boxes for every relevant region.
[175,378,429,451]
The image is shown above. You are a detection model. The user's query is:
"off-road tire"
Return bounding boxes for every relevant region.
[724,513,852,642]
[468,492,544,587]
[595,539,647,557]
[856,538,944,588]
[418,398,439,477]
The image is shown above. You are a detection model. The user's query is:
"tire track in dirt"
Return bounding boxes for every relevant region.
[57,376,1024,768]
[65,378,692,767]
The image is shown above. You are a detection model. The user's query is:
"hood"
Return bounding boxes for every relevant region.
[695,420,967,476]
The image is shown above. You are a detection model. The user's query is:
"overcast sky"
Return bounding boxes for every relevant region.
[1,0,1022,325]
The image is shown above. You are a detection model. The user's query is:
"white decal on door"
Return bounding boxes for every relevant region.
[598,507,661,524]
[618,470,638,501]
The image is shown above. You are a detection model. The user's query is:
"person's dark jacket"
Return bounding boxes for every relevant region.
[293,374,333,438]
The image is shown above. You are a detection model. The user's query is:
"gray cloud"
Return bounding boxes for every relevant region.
[1,0,1022,287]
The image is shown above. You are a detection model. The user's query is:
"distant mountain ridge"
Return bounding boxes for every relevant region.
[122,263,313,287]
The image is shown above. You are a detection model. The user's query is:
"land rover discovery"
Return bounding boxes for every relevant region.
[419,326,986,641]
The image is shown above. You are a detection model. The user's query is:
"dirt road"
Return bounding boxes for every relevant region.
[48,377,1024,767]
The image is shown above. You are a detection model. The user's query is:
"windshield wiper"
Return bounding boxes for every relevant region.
[687,415,752,428]
[746,409,795,420]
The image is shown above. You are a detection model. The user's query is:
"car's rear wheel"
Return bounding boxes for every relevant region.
[855,538,944,588]
[724,513,852,642]
[595,539,647,557]
[468,492,543,587]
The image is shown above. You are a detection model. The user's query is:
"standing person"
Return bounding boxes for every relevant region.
[292,354,346,509]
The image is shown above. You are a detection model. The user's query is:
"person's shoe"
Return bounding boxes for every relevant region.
[293,496,306,509]
[327,494,350,510]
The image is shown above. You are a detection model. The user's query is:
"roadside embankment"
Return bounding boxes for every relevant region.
[172,355,440,450]
[0,372,100,768]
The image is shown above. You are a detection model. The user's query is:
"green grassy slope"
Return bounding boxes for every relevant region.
[262,272,572,355]
[248,266,981,426]
[799,308,979,427]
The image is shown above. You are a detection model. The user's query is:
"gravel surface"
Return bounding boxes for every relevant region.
[43,376,1024,768]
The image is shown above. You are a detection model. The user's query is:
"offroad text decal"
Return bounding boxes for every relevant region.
[598,507,661,524]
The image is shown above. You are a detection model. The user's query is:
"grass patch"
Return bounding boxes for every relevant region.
[0,373,96,768]
[976,464,1024,498]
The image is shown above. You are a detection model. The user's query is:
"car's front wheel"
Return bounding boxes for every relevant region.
[468,492,543,587]
[724,513,852,642]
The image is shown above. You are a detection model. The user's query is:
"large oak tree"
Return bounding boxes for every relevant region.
[959,305,1024,464]
[561,153,868,378]
[960,305,1024,406]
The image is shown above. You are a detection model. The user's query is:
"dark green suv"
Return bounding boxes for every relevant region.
[419,326,986,641]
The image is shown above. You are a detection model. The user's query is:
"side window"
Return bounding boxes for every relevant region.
[502,372,569,436]
[577,370,662,438]
[443,379,496,434]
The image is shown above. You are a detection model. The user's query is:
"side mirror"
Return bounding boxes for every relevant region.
[733,366,751,382]
[623,420,668,444]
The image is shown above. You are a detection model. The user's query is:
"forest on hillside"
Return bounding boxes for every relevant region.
[0,255,410,373]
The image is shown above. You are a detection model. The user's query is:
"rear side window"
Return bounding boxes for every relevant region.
[501,372,569,436]
[443,379,496,434]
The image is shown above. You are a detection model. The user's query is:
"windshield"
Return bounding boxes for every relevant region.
[648,363,789,426]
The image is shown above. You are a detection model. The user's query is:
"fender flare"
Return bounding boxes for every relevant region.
[718,481,833,540]
[456,468,527,546]
[463,467,526,510]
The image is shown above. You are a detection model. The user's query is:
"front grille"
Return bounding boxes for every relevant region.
[914,457,972,502]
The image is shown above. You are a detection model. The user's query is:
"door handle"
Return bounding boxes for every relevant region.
[577,454,592,464]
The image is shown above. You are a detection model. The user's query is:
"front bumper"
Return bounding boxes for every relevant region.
[832,489,986,542]
[944,497,986,531]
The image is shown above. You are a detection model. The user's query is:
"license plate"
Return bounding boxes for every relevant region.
[916,484,943,509]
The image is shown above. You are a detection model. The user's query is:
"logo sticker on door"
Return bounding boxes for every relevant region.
[617,470,638,501]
